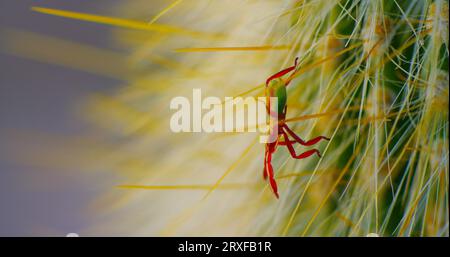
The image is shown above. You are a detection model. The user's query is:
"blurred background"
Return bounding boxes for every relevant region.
[0,0,123,236]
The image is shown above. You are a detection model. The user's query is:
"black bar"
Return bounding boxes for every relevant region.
[0,237,447,256]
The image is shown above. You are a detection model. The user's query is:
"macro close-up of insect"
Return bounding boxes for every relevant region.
[0,0,448,245]
[263,58,330,198]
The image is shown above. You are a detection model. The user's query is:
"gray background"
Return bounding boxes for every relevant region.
[0,0,120,236]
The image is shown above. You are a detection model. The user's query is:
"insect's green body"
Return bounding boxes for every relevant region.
[266,78,287,118]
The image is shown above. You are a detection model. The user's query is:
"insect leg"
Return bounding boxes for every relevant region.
[265,57,299,86]
[281,131,322,159]
[265,150,279,198]
[282,124,330,146]
[263,147,268,180]
[278,139,296,145]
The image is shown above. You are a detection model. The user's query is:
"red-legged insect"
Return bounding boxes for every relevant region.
[263,57,330,198]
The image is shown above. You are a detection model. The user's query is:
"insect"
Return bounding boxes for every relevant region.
[263,57,330,198]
